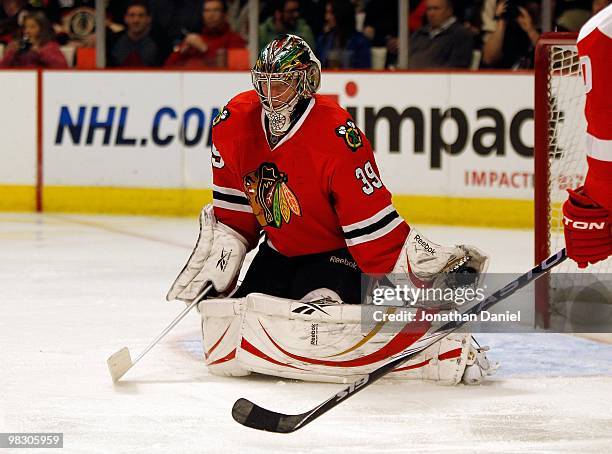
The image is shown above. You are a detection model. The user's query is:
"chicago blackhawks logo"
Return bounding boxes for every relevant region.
[212,107,230,126]
[64,7,96,40]
[243,162,301,228]
[335,119,363,151]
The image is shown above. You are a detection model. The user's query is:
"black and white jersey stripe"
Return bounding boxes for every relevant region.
[213,185,252,213]
[341,205,403,246]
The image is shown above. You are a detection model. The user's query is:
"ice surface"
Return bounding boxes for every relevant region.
[1,213,611,453]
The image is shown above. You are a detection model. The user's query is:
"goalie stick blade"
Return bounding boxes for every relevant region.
[107,347,132,382]
[232,398,306,433]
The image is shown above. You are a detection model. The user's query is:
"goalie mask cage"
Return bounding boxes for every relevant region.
[534,33,611,329]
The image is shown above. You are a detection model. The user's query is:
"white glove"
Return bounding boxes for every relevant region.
[166,204,248,302]
[396,228,489,284]
[388,228,489,307]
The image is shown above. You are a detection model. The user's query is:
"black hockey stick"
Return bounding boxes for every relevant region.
[231,248,567,433]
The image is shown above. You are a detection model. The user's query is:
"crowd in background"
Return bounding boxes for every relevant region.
[0,0,609,70]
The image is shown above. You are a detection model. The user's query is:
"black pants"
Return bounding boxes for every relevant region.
[233,242,363,304]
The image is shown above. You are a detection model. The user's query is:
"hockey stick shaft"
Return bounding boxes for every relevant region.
[232,249,568,432]
[107,283,213,382]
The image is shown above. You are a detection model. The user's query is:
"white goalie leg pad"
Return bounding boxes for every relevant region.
[234,293,480,384]
[461,338,499,385]
[387,332,472,385]
[198,297,251,377]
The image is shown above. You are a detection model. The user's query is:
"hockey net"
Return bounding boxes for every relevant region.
[534,33,612,329]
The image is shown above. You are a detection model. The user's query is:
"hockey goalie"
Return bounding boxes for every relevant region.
[167,35,496,385]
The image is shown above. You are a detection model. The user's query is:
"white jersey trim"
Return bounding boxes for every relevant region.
[266,238,280,252]
[341,205,396,233]
[586,133,612,162]
[578,4,612,42]
[260,97,316,151]
[213,184,247,198]
[214,199,253,213]
[344,217,404,247]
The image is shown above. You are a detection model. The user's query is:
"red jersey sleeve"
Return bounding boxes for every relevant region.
[330,125,409,273]
[577,5,612,210]
[211,140,261,248]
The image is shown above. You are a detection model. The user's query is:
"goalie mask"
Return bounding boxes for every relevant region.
[252,34,321,136]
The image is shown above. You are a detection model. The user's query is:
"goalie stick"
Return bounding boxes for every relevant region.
[231,249,567,433]
[107,283,213,382]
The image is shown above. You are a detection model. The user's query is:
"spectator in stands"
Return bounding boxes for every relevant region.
[363,0,398,67]
[259,0,315,50]
[109,0,158,67]
[0,0,30,44]
[482,0,540,68]
[408,0,474,68]
[301,0,326,38]
[316,0,371,69]
[164,0,245,68]
[0,11,67,67]
[477,0,496,46]
[149,0,204,61]
[108,0,131,25]
[463,0,486,50]
[225,0,250,40]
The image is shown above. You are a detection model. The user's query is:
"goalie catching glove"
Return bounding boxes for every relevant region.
[389,228,489,305]
[562,186,611,268]
[167,204,248,302]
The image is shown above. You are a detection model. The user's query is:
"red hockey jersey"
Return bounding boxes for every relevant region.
[577,4,612,209]
[210,90,409,273]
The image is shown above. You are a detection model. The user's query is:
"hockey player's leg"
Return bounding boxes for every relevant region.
[197,228,495,383]
[289,248,362,304]
[199,297,251,377]
[235,245,363,303]
[232,241,295,298]
[199,293,495,384]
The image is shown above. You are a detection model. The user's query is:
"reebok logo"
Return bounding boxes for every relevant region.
[216,248,232,271]
[563,216,606,230]
[414,234,436,255]
[330,256,358,269]
[311,324,318,345]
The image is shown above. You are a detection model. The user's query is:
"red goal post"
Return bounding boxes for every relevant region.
[533,32,612,329]
[534,33,580,327]
[534,33,579,262]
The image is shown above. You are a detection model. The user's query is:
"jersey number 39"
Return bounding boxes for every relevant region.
[355,161,382,195]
